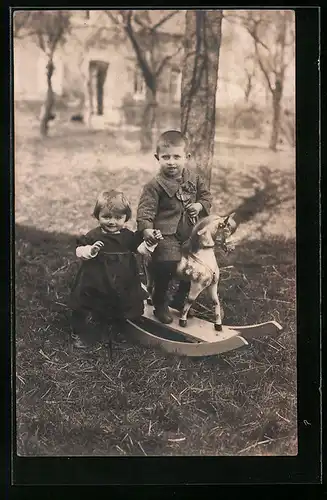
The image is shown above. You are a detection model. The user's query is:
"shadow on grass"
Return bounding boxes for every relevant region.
[15,223,297,457]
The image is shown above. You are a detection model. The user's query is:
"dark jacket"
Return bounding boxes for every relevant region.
[137,168,212,235]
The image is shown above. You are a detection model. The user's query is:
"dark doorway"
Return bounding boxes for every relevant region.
[88,60,109,116]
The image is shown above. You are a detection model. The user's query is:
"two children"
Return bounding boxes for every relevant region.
[69,130,212,346]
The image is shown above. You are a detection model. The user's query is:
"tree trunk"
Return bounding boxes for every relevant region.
[40,57,55,137]
[140,86,157,152]
[280,109,295,147]
[181,10,222,187]
[269,81,283,151]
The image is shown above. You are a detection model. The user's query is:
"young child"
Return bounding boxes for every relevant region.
[137,130,212,324]
[69,190,145,348]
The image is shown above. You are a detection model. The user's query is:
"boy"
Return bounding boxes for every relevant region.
[137,130,212,324]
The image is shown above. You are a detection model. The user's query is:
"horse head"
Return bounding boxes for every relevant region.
[186,213,237,252]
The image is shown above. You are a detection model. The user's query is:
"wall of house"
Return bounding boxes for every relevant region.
[13,10,295,125]
[14,38,64,100]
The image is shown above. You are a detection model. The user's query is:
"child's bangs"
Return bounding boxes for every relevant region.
[106,202,127,216]
[93,190,132,220]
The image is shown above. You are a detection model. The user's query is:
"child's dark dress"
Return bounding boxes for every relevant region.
[69,227,144,320]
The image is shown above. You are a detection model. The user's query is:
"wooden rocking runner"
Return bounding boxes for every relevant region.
[126,302,283,357]
[129,214,283,357]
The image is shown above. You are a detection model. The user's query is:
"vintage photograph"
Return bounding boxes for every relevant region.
[14,9,296,457]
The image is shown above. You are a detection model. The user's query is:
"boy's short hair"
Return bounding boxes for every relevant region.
[93,190,132,221]
[156,130,188,155]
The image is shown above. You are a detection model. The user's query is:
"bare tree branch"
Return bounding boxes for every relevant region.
[37,30,46,52]
[124,13,155,92]
[105,9,127,27]
[105,10,120,25]
[253,40,273,93]
[222,11,244,24]
[14,29,39,39]
[105,9,182,96]
[125,9,133,26]
[13,11,32,37]
[104,10,155,91]
[133,17,150,30]
[155,44,182,77]
[151,11,178,31]
[133,11,152,30]
[244,23,270,51]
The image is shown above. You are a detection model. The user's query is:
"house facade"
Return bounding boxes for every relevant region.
[14,10,295,128]
[14,10,184,128]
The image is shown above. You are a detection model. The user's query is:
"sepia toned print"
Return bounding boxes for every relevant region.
[14,9,296,457]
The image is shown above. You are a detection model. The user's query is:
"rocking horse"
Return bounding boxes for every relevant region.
[126,214,282,357]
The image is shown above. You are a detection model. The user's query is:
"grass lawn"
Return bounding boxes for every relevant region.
[14,107,297,456]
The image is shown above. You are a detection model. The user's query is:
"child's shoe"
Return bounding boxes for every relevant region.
[154,305,173,324]
[71,333,87,349]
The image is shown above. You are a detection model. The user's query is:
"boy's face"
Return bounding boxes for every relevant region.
[155,145,188,179]
[98,208,127,233]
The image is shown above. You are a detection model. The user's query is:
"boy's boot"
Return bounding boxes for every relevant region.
[152,262,175,324]
[170,280,195,318]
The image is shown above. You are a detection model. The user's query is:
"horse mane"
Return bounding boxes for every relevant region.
[183,214,235,254]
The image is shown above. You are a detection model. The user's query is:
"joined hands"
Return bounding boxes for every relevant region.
[143,229,164,246]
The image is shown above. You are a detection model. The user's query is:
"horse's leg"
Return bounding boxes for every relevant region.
[208,282,223,331]
[179,281,203,327]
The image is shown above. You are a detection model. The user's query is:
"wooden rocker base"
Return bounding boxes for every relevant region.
[126,303,283,357]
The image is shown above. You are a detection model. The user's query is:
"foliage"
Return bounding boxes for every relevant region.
[14,10,72,136]
[14,10,71,56]
[238,10,295,96]
[224,10,295,150]
[103,10,183,150]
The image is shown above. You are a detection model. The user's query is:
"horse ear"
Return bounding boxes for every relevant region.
[224,212,236,224]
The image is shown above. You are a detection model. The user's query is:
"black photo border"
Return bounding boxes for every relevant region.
[3,3,322,495]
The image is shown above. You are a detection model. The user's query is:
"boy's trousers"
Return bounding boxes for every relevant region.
[151,261,190,309]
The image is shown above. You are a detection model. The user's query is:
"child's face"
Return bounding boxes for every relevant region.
[98,208,127,233]
[156,145,188,179]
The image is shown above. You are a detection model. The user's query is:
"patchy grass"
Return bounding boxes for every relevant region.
[14,107,297,456]
[14,104,295,240]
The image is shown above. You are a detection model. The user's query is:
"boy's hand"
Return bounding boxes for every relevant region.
[90,240,104,257]
[143,229,163,245]
[186,202,202,218]
[153,229,163,240]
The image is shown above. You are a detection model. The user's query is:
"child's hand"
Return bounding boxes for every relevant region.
[186,202,202,218]
[90,241,104,257]
[153,229,163,240]
[143,229,162,245]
